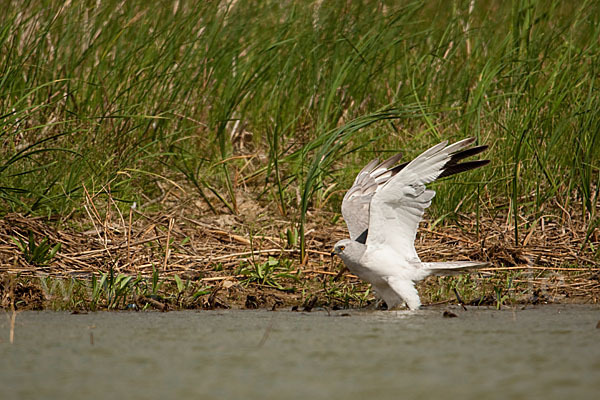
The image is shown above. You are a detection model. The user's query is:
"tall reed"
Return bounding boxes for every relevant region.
[0,1,597,255]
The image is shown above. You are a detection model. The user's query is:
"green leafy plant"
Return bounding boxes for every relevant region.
[174,274,185,294]
[152,264,161,296]
[324,281,372,309]
[494,275,514,310]
[283,227,298,248]
[239,256,296,291]
[89,268,138,310]
[12,231,61,266]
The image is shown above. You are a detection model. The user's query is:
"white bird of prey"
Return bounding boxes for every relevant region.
[331,138,490,310]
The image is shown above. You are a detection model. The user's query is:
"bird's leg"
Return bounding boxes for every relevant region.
[373,282,405,310]
[453,288,468,311]
[372,298,386,310]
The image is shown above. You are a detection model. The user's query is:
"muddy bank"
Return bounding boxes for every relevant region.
[0,206,598,311]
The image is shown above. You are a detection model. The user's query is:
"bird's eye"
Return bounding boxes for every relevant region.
[340,245,345,251]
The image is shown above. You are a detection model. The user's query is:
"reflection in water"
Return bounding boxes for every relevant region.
[1,305,599,400]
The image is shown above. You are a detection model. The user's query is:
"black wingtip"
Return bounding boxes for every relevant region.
[394,144,489,180]
[439,159,489,179]
[389,161,409,175]
[451,145,488,161]
[437,142,489,179]
[355,229,368,244]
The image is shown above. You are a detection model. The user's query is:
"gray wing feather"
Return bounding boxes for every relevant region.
[341,153,403,240]
[341,138,489,242]
[366,137,489,259]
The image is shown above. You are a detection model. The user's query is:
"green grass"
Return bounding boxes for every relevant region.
[238,256,298,291]
[11,230,61,266]
[1,0,599,252]
[3,270,215,311]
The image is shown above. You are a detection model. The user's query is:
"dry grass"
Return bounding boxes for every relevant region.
[1,185,598,310]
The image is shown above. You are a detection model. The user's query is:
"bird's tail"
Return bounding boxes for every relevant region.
[422,261,491,276]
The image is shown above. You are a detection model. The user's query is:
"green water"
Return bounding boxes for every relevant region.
[1,305,599,400]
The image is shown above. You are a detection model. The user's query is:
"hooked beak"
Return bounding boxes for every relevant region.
[330,249,337,257]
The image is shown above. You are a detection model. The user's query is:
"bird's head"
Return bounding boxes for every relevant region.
[331,239,365,263]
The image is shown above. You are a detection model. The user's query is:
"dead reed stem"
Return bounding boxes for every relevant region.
[0,188,598,307]
[9,309,16,344]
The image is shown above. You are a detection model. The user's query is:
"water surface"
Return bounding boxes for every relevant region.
[1,305,599,400]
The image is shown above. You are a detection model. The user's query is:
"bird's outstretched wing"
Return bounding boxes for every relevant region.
[341,153,403,242]
[365,138,488,259]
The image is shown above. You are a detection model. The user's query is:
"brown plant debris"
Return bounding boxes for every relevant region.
[0,197,598,310]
